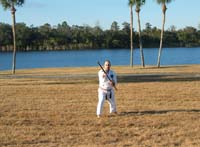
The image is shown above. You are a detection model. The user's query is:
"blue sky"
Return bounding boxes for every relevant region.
[0,0,200,30]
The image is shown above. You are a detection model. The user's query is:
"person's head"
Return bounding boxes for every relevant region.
[104,60,111,72]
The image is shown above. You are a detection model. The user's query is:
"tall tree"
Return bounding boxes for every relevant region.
[156,0,173,67]
[128,0,134,67]
[135,0,145,67]
[110,21,120,31]
[0,0,25,74]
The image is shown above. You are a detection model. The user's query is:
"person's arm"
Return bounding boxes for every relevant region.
[113,71,117,85]
[107,71,117,90]
[99,70,106,82]
[110,71,117,86]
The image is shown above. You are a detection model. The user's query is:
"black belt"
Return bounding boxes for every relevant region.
[106,90,112,100]
[99,87,112,91]
[99,87,112,99]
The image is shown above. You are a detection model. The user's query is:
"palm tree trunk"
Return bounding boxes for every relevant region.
[136,9,145,67]
[130,6,133,67]
[157,4,166,68]
[11,4,17,74]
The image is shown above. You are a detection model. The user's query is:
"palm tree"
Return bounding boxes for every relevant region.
[135,0,145,67]
[0,0,25,74]
[128,0,134,67]
[156,0,173,67]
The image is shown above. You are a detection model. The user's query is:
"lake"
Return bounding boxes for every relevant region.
[0,47,200,71]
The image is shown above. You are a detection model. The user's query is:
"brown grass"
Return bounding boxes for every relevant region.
[0,65,200,147]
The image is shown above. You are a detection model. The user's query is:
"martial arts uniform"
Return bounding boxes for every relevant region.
[96,69,117,116]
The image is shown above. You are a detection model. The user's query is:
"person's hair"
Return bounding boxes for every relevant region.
[104,60,111,65]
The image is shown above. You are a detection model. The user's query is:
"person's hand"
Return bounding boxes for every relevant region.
[102,73,106,78]
[109,80,115,86]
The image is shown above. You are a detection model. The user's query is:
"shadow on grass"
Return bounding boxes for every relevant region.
[143,65,190,69]
[1,73,200,84]
[118,74,200,83]
[119,109,200,116]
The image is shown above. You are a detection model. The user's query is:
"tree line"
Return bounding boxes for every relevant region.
[1,0,200,74]
[1,21,200,52]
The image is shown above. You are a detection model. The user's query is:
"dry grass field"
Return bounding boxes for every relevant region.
[0,65,200,147]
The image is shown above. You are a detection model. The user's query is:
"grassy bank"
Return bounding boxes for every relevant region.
[0,65,200,147]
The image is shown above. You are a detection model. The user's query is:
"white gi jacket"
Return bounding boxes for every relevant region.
[98,69,117,90]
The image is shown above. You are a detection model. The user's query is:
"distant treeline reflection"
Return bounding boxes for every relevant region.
[0,21,200,51]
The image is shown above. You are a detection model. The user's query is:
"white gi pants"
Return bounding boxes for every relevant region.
[96,88,117,116]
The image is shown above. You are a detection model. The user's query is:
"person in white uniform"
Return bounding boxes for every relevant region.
[97,60,117,118]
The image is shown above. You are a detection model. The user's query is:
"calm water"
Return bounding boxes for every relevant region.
[0,47,200,71]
